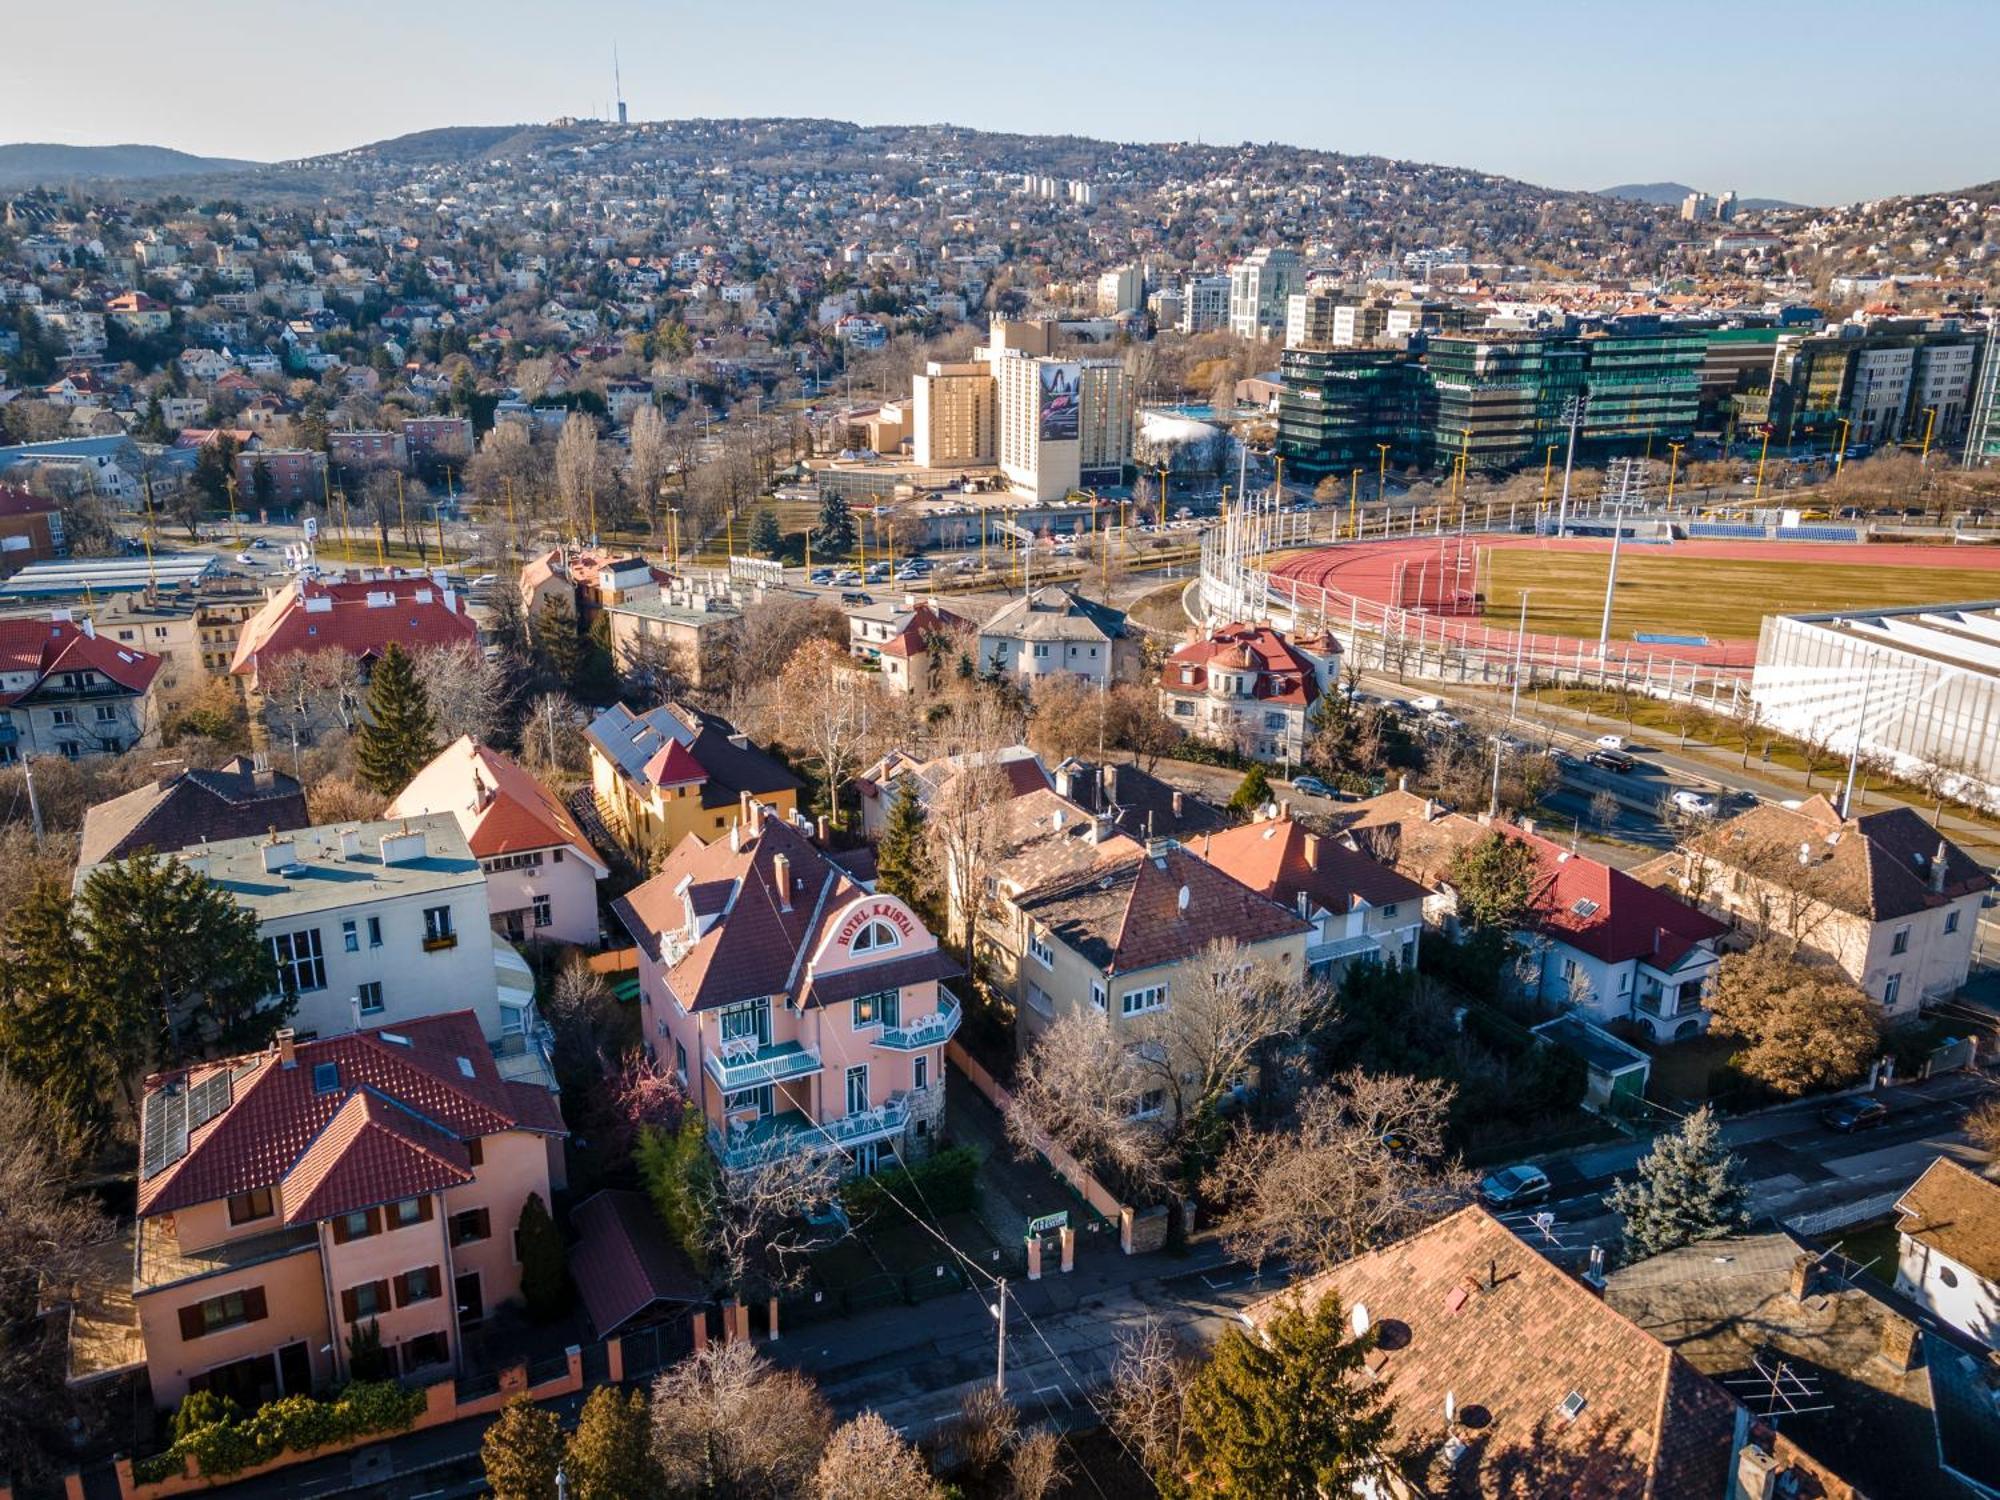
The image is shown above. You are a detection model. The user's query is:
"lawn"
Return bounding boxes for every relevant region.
[1482,549,2000,644]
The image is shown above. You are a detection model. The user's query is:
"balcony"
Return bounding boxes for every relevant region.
[873,988,962,1051]
[1306,933,1382,967]
[423,932,458,952]
[134,1218,320,1293]
[704,1038,824,1093]
[708,1091,912,1171]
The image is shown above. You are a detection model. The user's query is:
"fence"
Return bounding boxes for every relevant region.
[947,1040,1135,1235]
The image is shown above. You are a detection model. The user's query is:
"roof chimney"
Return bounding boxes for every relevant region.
[1424,798,1439,823]
[276,1028,296,1069]
[1171,789,1185,818]
[1788,1252,1818,1303]
[1102,763,1116,804]
[261,837,297,873]
[80,614,95,639]
[1398,774,1409,793]
[1931,839,1949,893]
[1878,1309,1922,1373]
[773,853,792,911]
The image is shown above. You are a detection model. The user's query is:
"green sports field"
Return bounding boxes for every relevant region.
[1481,549,2000,643]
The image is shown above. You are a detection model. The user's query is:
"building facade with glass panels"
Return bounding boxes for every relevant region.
[1275,347,1435,476]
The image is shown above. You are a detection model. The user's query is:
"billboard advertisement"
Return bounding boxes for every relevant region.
[1038,361,1081,444]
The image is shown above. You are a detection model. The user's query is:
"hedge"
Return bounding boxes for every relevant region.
[841,1144,980,1221]
[134,1380,425,1484]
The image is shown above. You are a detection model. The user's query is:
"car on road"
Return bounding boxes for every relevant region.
[1478,1163,1551,1208]
[470,573,497,590]
[234,551,257,565]
[1587,748,1636,773]
[1409,695,1446,713]
[1671,789,1718,817]
[250,537,270,548]
[839,591,872,606]
[1291,775,1335,798]
[1594,734,1628,751]
[809,569,834,585]
[1820,1097,1889,1133]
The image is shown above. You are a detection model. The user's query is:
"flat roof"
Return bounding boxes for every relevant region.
[1533,1012,1650,1074]
[0,554,223,598]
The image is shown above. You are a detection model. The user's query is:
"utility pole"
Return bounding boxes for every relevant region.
[1556,394,1587,537]
[24,764,42,846]
[1510,589,1531,722]
[993,1278,1008,1396]
[1597,458,1635,658]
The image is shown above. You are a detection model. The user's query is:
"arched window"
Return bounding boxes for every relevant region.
[850,919,902,954]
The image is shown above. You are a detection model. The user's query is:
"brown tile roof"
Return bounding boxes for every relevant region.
[137,1012,563,1217]
[281,1090,473,1224]
[229,573,476,677]
[1196,812,1432,916]
[1161,621,1330,705]
[1335,790,1489,887]
[77,757,309,868]
[571,1189,704,1337]
[1255,1206,1740,1498]
[1896,1157,2000,1285]
[385,735,608,871]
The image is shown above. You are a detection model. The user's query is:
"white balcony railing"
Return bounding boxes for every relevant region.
[709,1090,912,1171]
[1306,933,1382,966]
[703,1038,824,1093]
[874,988,962,1051]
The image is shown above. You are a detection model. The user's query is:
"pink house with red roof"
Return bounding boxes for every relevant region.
[614,802,961,1177]
[0,613,163,762]
[1159,622,1341,762]
[229,572,475,695]
[128,1013,565,1407]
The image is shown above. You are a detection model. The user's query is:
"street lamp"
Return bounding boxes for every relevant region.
[1666,442,1685,507]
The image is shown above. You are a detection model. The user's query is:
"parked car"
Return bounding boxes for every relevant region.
[1587,748,1636,773]
[839,591,872,606]
[1291,775,1335,798]
[1595,734,1628,751]
[1820,1097,1889,1133]
[234,551,257,565]
[1671,789,1718,817]
[809,569,834,585]
[1409,695,1446,713]
[1478,1163,1551,1208]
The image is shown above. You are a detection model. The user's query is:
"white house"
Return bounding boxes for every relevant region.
[1894,1157,2000,1350]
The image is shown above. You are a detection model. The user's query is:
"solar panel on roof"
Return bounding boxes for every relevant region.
[186,1070,232,1130]
[141,1083,190,1179]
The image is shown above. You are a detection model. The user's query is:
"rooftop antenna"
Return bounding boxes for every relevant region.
[614,45,628,126]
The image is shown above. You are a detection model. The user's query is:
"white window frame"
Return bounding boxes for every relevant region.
[1027,926,1054,968]
[1121,984,1166,1017]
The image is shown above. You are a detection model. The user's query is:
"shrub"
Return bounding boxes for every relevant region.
[841,1144,980,1221]
[518,1191,573,1321]
[139,1380,426,1482]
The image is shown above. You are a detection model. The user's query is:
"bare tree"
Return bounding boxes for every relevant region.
[1204,1070,1467,1272]
[256,649,363,746]
[616,628,691,707]
[519,691,585,776]
[1106,1320,1198,1483]
[1005,1011,1159,1189]
[707,1147,847,1302]
[1797,722,1836,790]
[814,1411,942,1500]
[626,400,672,545]
[777,638,880,826]
[1008,1429,1065,1500]
[650,1340,832,1499]
[412,640,509,745]
[554,412,604,540]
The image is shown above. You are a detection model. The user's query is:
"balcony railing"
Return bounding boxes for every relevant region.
[423,932,458,952]
[708,1091,912,1171]
[874,988,962,1051]
[704,1038,824,1093]
[1306,933,1382,966]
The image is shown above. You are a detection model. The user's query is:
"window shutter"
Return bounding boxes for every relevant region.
[179,1304,206,1341]
[366,1206,382,1236]
[392,1272,410,1307]
[340,1287,359,1322]
[331,1215,350,1245]
[414,1196,434,1224]
[242,1286,267,1323]
[474,1207,491,1240]
[372,1279,389,1314]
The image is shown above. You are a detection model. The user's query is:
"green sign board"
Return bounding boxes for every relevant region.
[1027,1211,1069,1236]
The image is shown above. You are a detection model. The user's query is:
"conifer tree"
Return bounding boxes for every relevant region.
[875,778,933,917]
[564,1386,661,1500]
[750,508,784,559]
[1227,762,1272,816]
[813,490,856,558]
[517,1191,573,1320]
[1180,1291,1392,1497]
[355,641,439,794]
[1605,1104,1749,1260]
[481,1395,562,1500]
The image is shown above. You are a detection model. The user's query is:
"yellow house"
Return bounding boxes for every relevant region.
[584,700,802,863]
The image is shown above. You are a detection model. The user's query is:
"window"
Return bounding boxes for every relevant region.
[531,894,552,929]
[914,1055,929,1092]
[845,1065,869,1114]
[342,919,359,953]
[312,1061,340,1094]
[1264,712,1286,730]
[1174,700,1194,717]
[367,916,383,948]
[227,1187,274,1225]
[723,1084,774,1117]
[450,1207,492,1246]
[271,928,326,993]
[465,1136,482,1167]
[387,1197,432,1231]
[1938,1264,1960,1289]
[1027,927,1054,968]
[357,981,384,1015]
[1883,972,1903,1007]
[851,919,901,953]
[1946,909,1962,935]
[51,708,76,727]
[1130,1088,1166,1119]
[1032,643,1050,659]
[1122,985,1167,1017]
[94,704,118,723]
[852,989,899,1029]
[484,851,544,873]
[552,848,564,863]
[339,1279,388,1321]
[718,998,769,1047]
[1381,904,1399,919]
[394,1265,440,1307]
[1090,980,1107,1011]
[422,906,456,949]
[178,1285,268,1340]
[674,1040,688,1084]
[400,1331,450,1371]
[1891,925,1911,956]
[331,1207,379,1245]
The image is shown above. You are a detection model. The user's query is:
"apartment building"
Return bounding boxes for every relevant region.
[910,361,997,469]
[0,614,162,762]
[327,430,408,472]
[129,1013,565,1406]
[583,700,801,862]
[1284,288,1351,350]
[229,572,476,700]
[1096,264,1142,316]
[234,448,327,509]
[401,416,474,473]
[386,737,610,947]
[978,585,1134,689]
[1766,319,1985,450]
[1196,809,1429,979]
[615,803,960,1176]
[1157,622,1340,762]
[845,597,970,695]
[1178,274,1231,334]
[85,582,266,686]
[1227,247,1302,341]
[988,344,1131,501]
[0,482,64,574]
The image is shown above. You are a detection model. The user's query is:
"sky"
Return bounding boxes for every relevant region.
[3,0,1994,207]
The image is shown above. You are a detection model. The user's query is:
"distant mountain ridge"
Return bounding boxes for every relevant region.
[0,142,257,188]
[1599,180,1805,211]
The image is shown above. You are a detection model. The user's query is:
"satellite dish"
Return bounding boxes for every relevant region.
[1350,1301,1371,1337]
[1445,1390,1457,1423]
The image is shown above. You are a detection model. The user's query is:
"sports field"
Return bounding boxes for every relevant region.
[1480,548,2000,644]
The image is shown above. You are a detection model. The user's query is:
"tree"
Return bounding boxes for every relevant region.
[74,854,284,1090]
[1108,1321,1198,1488]
[1605,1104,1750,1260]
[626,401,671,544]
[555,412,603,539]
[481,1395,562,1500]
[650,1340,832,1498]
[813,489,857,557]
[1180,1292,1392,1498]
[1009,1429,1065,1500]
[1706,944,1881,1096]
[615,627,689,706]
[875,778,934,916]
[1227,762,1272,816]
[1446,831,1542,934]
[750,508,785,559]
[411,641,509,746]
[813,1411,942,1499]
[516,1191,572,1320]
[636,1111,716,1274]
[1966,1095,2000,1155]
[564,1386,660,1500]
[345,1318,390,1382]
[354,642,440,794]
[777,638,878,825]
[0,876,112,1152]
[1206,1071,1467,1273]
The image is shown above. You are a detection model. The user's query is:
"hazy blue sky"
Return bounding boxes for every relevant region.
[3,0,1992,205]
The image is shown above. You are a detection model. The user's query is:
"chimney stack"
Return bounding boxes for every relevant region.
[277,1028,296,1069]
[1932,839,1949,894]
[1171,789,1185,818]
[1423,798,1438,823]
[1787,1252,1818,1303]
[815,814,830,844]
[1304,832,1320,870]
[1878,1310,1922,1373]
[773,853,792,910]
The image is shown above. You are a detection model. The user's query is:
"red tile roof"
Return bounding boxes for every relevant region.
[1161,622,1330,706]
[0,617,162,705]
[281,1090,473,1224]
[1509,825,1726,967]
[570,1189,704,1337]
[386,736,608,870]
[137,1011,563,1218]
[229,573,475,678]
[1197,813,1432,916]
[0,483,59,519]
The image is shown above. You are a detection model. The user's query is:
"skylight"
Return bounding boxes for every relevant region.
[456,1056,476,1078]
[380,1031,411,1047]
[1570,898,1600,918]
[312,1061,340,1094]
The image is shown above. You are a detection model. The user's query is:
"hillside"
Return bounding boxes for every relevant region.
[1601,180,1803,212]
[0,142,257,188]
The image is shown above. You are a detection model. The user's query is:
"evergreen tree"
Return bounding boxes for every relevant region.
[345,1318,390,1382]
[137,392,170,443]
[1605,1104,1750,1260]
[517,1191,573,1320]
[1445,832,1541,934]
[1180,1292,1392,1498]
[1227,762,1273,816]
[354,641,440,795]
[250,457,275,512]
[813,490,856,558]
[875,778,933,916]
[750,507,784,559]
[636,1113,716,1275]
[533,598,585,692]
[0,875,114,1148]
[481,1395,562,1500]
[564,1386,661,1500]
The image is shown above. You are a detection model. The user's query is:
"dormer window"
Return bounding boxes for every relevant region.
[851,919,901,954]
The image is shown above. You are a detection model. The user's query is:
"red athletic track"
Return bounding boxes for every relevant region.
[1269,535,2000,672]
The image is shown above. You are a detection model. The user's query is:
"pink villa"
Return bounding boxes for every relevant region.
[125,1014,565,1408]
[386,736,610,946]
[614,800,961,1176]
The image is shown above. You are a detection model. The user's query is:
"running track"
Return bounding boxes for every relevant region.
[1270,535,2000,672]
